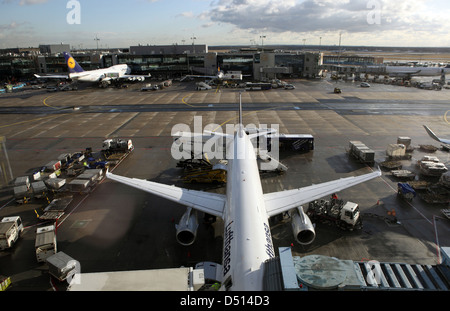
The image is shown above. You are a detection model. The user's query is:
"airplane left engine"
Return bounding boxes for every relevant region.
[290,206,316,245]
[175,207,199,246]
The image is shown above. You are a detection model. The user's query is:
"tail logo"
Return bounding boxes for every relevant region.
[67,57,76,69]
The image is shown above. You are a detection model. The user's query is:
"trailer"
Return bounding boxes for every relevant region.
[380,160,402,170]
[419,186,450,204]
[407,180,431,190]
[267,134,314,152]
[306,198,362,231]
[0,217,23,250]
[35,225,57,263]
[183,167,227,184]
[391,170,415,180]
[39,196,73,221]
[442,209,450,220]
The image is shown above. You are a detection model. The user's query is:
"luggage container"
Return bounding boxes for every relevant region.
[45,178,66,190]
[44,160,61,172]
[31,181,47,198]
[386,144,406,157]
[46,252,78,282]
[14,176,30,189]
[67,179,90,192]
[13,185,30,203]
[35,225,57,263]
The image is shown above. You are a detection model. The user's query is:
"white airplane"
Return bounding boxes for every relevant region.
[106,95,381,291]
[186,67,243,81]
[366,65,450,77]
[34,52,150,86]
[423,125,450,145]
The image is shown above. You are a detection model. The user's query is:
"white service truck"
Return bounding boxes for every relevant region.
[0,217,24,250]
[306,198,363,231]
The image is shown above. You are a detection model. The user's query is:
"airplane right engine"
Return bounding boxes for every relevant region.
[290,206,316,245]
[175,207,199,246]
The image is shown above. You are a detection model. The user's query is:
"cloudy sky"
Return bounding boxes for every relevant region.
[1,0,449,49]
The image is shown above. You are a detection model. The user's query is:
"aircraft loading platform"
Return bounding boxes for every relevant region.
[66,246,450,291]
[264,246,450,291]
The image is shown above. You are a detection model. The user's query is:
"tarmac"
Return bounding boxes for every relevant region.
[0,78,449,290]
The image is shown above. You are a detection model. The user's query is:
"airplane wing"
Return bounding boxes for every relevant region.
[106,172,225,218]
[423,125,450,145]
[34,74,69,79]
[263,169,381,217]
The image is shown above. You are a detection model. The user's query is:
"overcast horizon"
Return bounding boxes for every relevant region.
[1,0,450,49]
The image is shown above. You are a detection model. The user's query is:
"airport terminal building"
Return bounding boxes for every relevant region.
[0,44,329,82]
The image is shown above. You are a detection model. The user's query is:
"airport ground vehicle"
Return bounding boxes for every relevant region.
[182,164,227,184]
[306,198,362,231]
[0,217,24,250]
[397,183,416,201]
[102,138,134,165]
[35,225,57,263]
[102,138,133,152]
[0,275,11,291]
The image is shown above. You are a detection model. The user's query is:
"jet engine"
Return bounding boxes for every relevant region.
[290,206,316,245]
[175,207,199,246]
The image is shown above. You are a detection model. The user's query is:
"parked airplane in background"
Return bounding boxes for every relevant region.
[106,94,381,291]
[366,65,450,77]
[35,52,150,87]
[423,125,450,145]
[185,67,243,81]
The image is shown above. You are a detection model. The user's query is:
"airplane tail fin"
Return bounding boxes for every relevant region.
[63,51,84,73]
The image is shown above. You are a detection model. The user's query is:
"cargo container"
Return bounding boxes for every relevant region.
[35,225,57,262]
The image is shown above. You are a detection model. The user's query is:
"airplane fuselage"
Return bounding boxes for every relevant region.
[223,128,275,291]
[69,64,130,82]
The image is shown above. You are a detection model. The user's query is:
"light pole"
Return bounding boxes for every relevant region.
[260,35,266,50]
[191,35,197,53]
[94,35,100,51]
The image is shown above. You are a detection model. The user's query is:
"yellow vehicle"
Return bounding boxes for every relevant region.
[0,276,11,291]
[183,167,227,184]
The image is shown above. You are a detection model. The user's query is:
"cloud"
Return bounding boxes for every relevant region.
[2,0,49,5]
[177,11,195,18]
[206,0,447,35]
